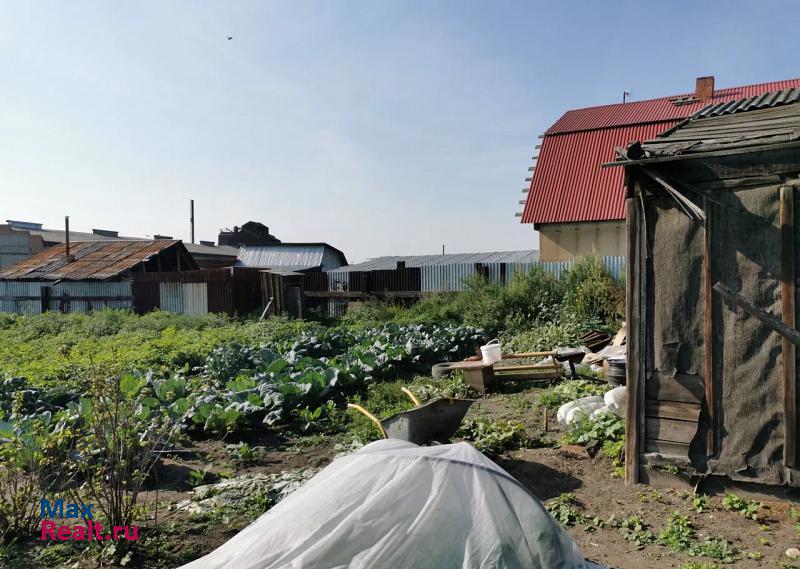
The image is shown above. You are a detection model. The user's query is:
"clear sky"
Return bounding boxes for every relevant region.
[1,1,799,263]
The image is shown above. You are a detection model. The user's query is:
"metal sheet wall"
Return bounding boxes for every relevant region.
[0,281,133,314]
[327,257,625,294]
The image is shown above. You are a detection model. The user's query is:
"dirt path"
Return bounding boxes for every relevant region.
[471,388,800,569]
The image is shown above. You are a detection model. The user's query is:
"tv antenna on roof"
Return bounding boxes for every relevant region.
[623,91,632,103]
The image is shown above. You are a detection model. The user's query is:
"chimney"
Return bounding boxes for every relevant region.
[695,76,715,100]
[64,216,72,263]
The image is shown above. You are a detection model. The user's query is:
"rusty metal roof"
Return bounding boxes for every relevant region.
[522,78,800,225]
[0,240,193,281]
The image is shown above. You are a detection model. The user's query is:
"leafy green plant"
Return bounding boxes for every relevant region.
[689,493,709,513]
[609,514,656,549]
[457,418,529,455]
[602,438,625,478]
[680,563,722,569]
[722,493,760,521]
[537,380,609,410]
[689,537,737,563]
[658,511,694,552]
[188,467,211,488]
[546,493,586,527]
[69,373,181,530]
[563,412,624,445]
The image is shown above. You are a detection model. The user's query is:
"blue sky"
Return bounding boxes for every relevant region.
[1,1,799,262]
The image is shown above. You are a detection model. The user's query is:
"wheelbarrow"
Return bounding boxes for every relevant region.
[347,388,474,445]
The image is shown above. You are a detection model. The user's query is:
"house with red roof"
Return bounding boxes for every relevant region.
[519,76,800,261]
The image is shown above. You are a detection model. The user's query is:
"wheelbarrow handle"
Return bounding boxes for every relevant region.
[346,403,387,439]
[400,387,421,407]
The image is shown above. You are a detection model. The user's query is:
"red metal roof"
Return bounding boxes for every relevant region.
[522,78,800,225]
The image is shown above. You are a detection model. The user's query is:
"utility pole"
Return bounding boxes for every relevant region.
[190,199,195,244]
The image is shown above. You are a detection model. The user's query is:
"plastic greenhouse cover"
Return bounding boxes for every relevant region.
[179,439,597,569]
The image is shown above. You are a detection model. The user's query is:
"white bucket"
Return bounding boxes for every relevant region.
[480,339,502,365]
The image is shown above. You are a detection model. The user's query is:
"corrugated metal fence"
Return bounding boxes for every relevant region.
[327,256,625,294]
[0,281,133,315]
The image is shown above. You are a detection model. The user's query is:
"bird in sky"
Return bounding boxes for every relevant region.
[227,36,233,40]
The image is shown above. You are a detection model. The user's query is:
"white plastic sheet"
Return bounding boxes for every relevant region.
[179,439,590,569]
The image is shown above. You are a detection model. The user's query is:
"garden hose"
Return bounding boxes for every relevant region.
[400,387,421,407]
[346,403,387,439]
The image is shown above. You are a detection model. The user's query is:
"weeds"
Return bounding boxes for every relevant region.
[658,512,694,552]
[689,537,737,563]
[546,493,586,527]
[457,418,529,455]
[609,514,656,549]
[722,493,760,521]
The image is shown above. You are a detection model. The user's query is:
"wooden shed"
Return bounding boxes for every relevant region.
[612,90,800,490]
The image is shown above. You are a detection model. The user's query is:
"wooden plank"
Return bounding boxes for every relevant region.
[644,439,691,458]
[647,372,704,403]
[625,194,642,485]
[703,196,715,456]
[641,168,705,221]
[602,140,800,168]
[645,417,698,444]
[713,282,800,346]
[645,400,701,422]
[781,185,797,468]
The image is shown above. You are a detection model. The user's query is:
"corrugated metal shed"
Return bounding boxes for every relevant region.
[0,240,197,281]
[0,281,133,314]
[333,251,538,272]
[236,243,347,271]
[522,78,800,225]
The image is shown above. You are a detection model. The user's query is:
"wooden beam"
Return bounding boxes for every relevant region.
[703,197,715,456]
[641,168,705,221]
[781,185,797,467]
[602,140,800,168]
[713,281,800,346]
[625,194,642,485]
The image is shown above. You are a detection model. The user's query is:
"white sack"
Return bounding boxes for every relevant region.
[590,405,612,419]
[603,386,627,418]
[178,439,589,569]
[557,396,605,425]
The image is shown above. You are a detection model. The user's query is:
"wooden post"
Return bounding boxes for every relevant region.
[625,193,642,485]
[703,197,715,456]
[781,185,797,468]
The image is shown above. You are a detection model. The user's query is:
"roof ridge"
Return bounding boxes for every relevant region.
[556,77,800,116]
